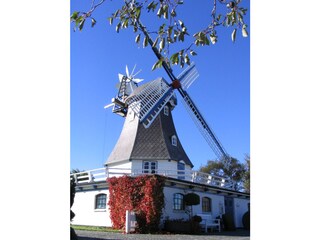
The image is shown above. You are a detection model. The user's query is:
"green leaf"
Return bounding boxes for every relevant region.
[210,33,217,44]
[91,18,96,28]
[70,11,79,21]
[135,34,141,44]
[170,52,179,65]
[152,37,159,48]
[171,9,177,17]
[163,5,169,19]
[231,28,237,42]
[159,38,165,52]
[147,1,154,11]
[157,6,163,17]
[116,22,121,33]
[136,7,141,20]
[190,50,197,56]
[79,19,85,31]
[143,37,149,48]
[184,54,190,65]
[242,25,248,37]
[107,17,113,25]
[151,58,163,71]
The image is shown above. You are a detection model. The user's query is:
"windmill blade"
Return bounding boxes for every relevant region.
[118,73,125,82]
[180,89,229,160]
[178,63,199,90]
[125,78,175,127]
[104,103,114,109]
[130,64,137,77]
[126,65,130,77]
[132,78,144,83]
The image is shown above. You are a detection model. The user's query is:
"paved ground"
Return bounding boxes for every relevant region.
[75,229,250,240]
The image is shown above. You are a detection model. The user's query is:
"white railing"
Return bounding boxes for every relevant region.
[70,167,235,190]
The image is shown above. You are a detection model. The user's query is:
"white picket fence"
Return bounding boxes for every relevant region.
[70,167,235,190]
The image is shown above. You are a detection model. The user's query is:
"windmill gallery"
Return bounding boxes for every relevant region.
[71,63,250,233]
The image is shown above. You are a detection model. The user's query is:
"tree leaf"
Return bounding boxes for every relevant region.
[107,17,113,25]
[79,19,85,31]
[184,54,190,65]
[231,28,237,42]
[190,50,197,56]
[91,18,96,28]
[152,37,159,48]
[159,38,165,52]
[135,34,141,44]
[170,52,179,65]
[242,26,248,37]
[70,12,79,21]
[143,36,149,48]
[151,58,163,71]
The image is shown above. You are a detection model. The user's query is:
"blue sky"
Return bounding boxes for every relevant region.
[70,0,250,171]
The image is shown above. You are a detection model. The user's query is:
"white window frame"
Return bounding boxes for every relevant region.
[164,106,169,116]
[171,135,177,146]
[143,161,158,174]
[95,193,107,210]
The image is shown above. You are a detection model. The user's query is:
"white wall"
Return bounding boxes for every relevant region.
[162,186,225,221]
[71,180,249,228]
[72,189,112,227]
[233,198,250,228]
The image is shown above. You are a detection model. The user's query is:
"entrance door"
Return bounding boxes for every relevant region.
[224,196,235,230]
[224,196,234,216]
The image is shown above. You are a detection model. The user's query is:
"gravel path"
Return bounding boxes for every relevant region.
[75,229,250,240]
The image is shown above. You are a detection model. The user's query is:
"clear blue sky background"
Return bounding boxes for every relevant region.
[70,0,250,171]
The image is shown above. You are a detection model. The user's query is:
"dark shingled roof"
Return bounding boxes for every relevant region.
[105,103,193,167]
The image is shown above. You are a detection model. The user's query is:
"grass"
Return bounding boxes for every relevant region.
[71,224,122,233]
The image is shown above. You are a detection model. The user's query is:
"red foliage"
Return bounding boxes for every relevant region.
[107,175,165,233]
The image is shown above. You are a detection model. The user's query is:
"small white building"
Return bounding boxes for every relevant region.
[71,77,250,229]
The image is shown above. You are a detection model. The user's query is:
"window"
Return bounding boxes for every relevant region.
[202,197,212,212]
[173,193,185,210]
[143,161,157,174]
[95,194,107,209]
[171,135,177,146]
[164,106,169,116]
[177,161,185,180]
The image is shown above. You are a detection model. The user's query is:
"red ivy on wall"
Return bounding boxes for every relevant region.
[107,175,165,233]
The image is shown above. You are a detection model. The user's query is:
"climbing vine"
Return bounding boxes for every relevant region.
[107,175,165,233]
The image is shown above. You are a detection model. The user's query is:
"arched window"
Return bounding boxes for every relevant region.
[202,197,212,212]
[173,193,185,210]
[95,193,107,209]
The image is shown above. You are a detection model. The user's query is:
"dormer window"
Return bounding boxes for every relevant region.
[171,135,177,146]
[164,106,169,116]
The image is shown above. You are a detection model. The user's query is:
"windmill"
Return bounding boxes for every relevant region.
[105,1,232,166]
[104,64,143,117]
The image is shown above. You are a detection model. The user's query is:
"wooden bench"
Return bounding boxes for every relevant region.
[197,214,221,233]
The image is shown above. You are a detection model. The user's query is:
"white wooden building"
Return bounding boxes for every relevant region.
[71,77,249,229]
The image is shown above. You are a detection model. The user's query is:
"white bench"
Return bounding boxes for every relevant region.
[197,214,221,233]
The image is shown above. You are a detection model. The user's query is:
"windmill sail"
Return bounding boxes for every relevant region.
[125,78,175,128]
[180,90,229,160]
[178,63,199,90]
[121,10,231,161]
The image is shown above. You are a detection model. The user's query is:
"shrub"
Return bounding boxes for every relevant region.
[70,177,78,240]
[107,175,165,233]
[192,215,202,223]
[222,213,236,231]
[242,211,250,230]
